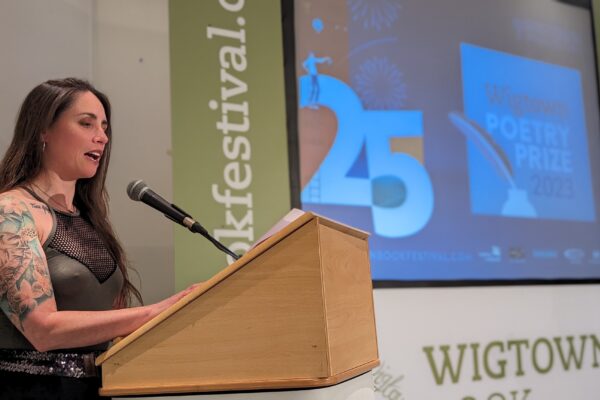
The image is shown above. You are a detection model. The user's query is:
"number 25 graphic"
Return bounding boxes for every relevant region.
[299,74,434,237]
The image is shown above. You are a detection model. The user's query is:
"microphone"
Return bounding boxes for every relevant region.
[127,180,240,260]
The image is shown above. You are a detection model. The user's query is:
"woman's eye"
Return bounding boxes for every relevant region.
[80,121,92,127]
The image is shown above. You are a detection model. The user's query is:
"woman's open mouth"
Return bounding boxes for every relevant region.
[84,151,102,162]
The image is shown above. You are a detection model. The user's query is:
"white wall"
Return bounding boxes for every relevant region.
[93,0,174,304]
[0,0,93,150]
[0,0,174,304]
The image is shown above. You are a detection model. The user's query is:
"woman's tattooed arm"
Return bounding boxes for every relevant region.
[0,196,53,332]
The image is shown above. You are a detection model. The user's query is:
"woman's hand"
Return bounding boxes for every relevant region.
[146,283,202,319]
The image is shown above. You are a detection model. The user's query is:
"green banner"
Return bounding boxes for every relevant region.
[170,0,290,289]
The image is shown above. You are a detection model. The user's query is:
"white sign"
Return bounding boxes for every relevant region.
[373,285,600,400]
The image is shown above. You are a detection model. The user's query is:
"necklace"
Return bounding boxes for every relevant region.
[29,182,78,214]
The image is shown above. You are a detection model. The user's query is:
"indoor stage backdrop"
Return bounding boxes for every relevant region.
[293,0,600,282]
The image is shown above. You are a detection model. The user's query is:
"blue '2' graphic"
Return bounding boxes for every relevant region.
[299,74,434,237]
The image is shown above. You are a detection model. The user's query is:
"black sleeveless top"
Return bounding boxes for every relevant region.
[0,190,124,354]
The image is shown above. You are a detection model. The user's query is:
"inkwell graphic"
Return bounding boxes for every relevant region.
[449,111,537,217]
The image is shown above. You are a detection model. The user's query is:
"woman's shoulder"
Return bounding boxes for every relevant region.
[0,188,34,213]
[0,188,53,240]
[0,187,48,208]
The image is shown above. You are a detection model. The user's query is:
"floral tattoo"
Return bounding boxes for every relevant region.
[0,196,53,331]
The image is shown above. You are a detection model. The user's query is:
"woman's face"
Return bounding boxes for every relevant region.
[42,91,109,181]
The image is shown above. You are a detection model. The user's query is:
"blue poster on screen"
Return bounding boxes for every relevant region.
[295,0,600,282]
[461,43,595,222]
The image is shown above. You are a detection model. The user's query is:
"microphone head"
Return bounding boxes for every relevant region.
[127,179,148,201]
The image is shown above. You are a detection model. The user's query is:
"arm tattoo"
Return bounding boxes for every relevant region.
[0,196,53,330]
[29,202,50,214]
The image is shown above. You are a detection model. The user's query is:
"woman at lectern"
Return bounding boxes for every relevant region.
[0,78,196,399]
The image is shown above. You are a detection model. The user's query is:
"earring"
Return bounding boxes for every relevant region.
[42,142,46,152]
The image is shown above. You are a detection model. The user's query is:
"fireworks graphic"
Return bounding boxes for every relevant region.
[353,56,407,110]
[348,0,402,31]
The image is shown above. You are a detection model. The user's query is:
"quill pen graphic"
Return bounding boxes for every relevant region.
[449,111,516,188]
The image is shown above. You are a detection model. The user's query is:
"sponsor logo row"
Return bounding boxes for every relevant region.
[478,246,600,264]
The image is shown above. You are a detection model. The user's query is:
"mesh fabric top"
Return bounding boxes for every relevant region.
[49,212,117,283]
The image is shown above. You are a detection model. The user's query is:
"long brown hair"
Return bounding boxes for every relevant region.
[0,78,142,307]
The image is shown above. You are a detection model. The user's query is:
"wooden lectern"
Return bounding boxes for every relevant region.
[96,212,379,397]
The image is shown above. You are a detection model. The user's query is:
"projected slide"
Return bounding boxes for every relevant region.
[294,0,600,281]
[459,43,594,222]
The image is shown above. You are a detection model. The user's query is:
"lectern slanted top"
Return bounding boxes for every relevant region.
[96,212,379,396]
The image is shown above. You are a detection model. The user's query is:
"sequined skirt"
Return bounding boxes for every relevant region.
[0,349,100,378]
